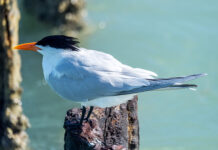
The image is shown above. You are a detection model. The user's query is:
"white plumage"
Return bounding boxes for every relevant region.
[36,45,205,108]
[38,46,157,107]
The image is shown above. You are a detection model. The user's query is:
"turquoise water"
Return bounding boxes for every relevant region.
[19,0,217,150]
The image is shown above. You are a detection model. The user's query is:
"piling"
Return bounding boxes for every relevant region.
[0,0,29,150]
[64,96,139,150]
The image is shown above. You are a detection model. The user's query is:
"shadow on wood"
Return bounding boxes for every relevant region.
[64,96,139,150]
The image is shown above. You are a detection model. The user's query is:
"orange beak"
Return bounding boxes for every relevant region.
[13,42,41,51]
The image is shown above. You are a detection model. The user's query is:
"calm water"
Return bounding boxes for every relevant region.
[19,0,217,150]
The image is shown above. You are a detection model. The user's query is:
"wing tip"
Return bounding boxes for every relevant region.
[201,73,208,76]
[192,73,208,79]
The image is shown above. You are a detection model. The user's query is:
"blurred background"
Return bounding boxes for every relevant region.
[17,0,216,150]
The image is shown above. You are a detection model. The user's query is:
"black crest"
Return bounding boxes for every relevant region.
[36,35,79,51]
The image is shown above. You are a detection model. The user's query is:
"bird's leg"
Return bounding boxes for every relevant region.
[79,106,86,125]
[85,106,94,121]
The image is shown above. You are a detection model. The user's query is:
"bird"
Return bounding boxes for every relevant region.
[14,35,206,125]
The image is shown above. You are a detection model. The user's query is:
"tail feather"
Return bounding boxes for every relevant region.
[116,73,206,95]
[152,84,197,91]
[170,84,197,88]
[148,73,207,84]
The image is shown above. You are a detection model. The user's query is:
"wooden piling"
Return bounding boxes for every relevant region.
[0,0,29,149]
[64,96,139,150]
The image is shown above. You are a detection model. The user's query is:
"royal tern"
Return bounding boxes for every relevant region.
[14,35,206,124]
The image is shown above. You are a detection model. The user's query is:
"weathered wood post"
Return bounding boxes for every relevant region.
[64,96,139,150]
[0,0,29,150]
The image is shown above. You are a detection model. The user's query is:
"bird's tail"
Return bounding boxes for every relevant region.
[147,73,207,90]
[117,73,207,95]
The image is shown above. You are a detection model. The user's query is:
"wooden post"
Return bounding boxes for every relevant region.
[64,96,139,150]
[0,0,29,150]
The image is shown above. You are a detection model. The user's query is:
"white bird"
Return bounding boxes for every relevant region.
[14,35,206,124]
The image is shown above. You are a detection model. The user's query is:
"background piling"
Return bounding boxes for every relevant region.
[0,0,29,149]
[23,0,85,35]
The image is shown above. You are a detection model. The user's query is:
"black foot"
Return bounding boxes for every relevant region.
[79,106,86,125]
[78,106,94,125]
[65,106,94,130]
[85,106,94,122]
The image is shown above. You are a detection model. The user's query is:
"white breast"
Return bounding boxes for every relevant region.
[42,55,60,81]
[40,47,68,81]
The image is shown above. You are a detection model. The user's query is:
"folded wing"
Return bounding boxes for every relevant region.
[54,49,156,99]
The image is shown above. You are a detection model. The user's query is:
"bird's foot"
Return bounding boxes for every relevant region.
[80,106,94,124]
[64,106,94,133]
[84,106,94,122]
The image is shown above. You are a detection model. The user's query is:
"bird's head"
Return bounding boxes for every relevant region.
[13,35,79,54]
